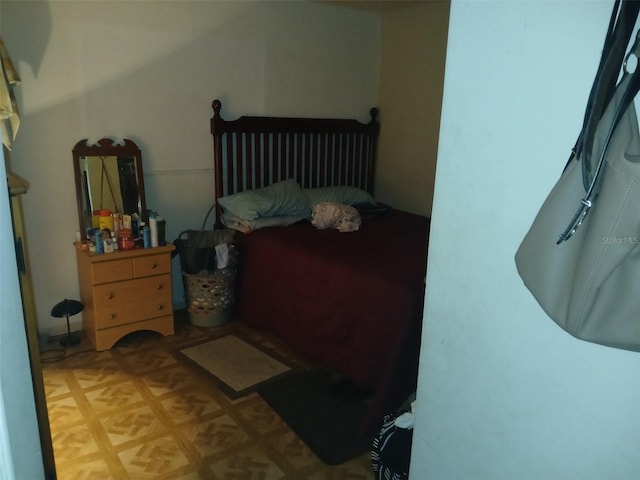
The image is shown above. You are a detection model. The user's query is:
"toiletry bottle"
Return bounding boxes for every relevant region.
[149,211,159,248]
[99,209,114,232]
[94,229,104,254]
[104,235,114,253]
[92,210,101,229]
[141,222,151,248]
[131,214,139,237]
[112,213,120,235]
[157,215,166,246]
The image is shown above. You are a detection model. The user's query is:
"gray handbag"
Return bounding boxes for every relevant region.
[515,1,640,351]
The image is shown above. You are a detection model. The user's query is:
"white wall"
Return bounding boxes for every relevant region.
[1,0,380,336]
[412,1,640,479]
[377,1,448,216]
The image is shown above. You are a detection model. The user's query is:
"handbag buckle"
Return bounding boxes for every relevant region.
[557,198,592,244]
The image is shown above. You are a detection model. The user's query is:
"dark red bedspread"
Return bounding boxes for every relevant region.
[235,210,430,400]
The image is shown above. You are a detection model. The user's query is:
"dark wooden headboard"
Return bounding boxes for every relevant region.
[210,99,380,227]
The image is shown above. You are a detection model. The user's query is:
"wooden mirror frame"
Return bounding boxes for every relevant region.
[72,138,147,238]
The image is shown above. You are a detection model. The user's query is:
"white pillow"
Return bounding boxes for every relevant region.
[305,186,376,208]
[222,211,305,234]
[218,179,309,220]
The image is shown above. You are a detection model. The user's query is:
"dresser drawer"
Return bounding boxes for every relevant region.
[93,274,171,310]
[93,274,173,330]
[134,253,171,277]
[94,290,172,329]
[91,258,133,284]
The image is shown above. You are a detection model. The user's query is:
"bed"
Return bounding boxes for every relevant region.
[210,99,430,430]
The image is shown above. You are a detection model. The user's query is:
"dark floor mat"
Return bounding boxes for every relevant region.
[258,368,372,465]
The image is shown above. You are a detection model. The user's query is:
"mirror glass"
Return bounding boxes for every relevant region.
[73,138,147,238]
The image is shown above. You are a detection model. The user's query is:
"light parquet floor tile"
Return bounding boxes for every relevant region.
[50,422,101,461]
[117,434,191,479]
[142,364,206,397]
[207,445,287,480]
[54,457,114,480]
[72,357,133,389]
[83,380,146,414]
[124,349,179,374]
[160,389,223,425]
[180,414,252,458]
[42,369,72,398]
[235,396,288,435]
[100,405,168,447]
[41,314,375,479]
[46,394,85,426]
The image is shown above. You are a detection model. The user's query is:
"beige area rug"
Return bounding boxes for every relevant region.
[177,334,294,398]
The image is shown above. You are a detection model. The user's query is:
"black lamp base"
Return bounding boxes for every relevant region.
[60,332,81,347]
[51,299,84,349]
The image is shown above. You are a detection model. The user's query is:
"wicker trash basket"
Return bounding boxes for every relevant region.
[184,262,237,327]
[173,206,238,327]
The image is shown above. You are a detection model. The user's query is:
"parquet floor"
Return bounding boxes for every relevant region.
[40,312,375,479]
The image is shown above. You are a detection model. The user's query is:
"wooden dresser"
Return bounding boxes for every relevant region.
[75,244,175,350]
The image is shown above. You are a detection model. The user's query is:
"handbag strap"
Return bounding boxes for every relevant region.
[576,0,640,185]
[558,31,640,244]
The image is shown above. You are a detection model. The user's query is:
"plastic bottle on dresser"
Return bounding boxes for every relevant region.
[112,213,121,236]
[94,229,104,254]
[149,211,159,248]
[104,234,114,253]
[131,213,139,237]
[156,215,166,246]
[140,222,151,248]
[99,210,114,232]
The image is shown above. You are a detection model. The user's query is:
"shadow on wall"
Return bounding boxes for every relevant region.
[1,0,51,81]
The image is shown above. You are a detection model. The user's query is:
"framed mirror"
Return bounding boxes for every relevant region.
[72,138,147,238]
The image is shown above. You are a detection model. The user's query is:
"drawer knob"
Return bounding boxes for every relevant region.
[151,263,158,269]
[108,313,116,320]
[158,304,164,311]
[156,284,163,290]
[107,293,114,299]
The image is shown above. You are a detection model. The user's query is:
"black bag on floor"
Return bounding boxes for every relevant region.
[371,398,415,480]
